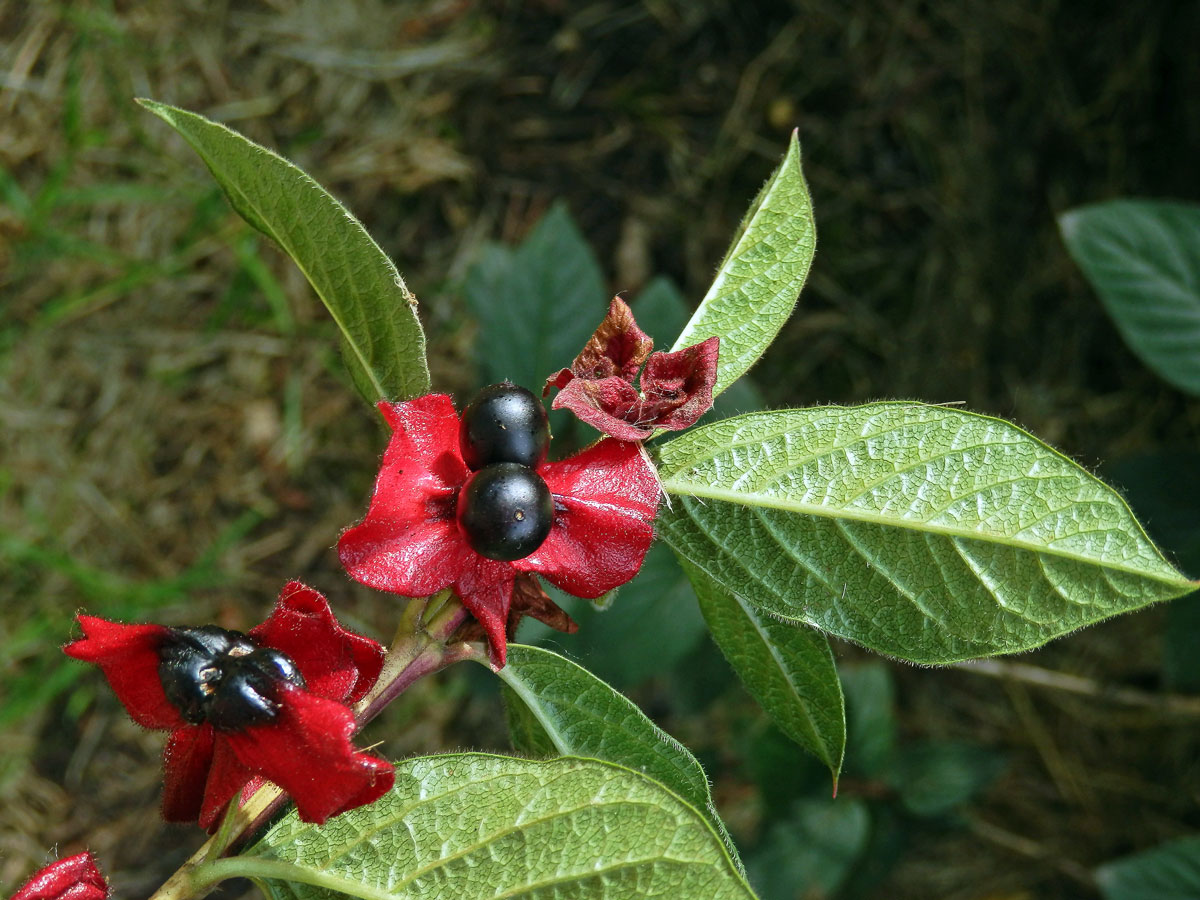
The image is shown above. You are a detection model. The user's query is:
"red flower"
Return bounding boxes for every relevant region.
[338,394,660,667]
[10,853,106,900]
[63,582,392,828]
[544,297,720,441]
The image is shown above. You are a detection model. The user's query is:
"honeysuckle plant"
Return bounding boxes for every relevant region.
[12,98,1197,900]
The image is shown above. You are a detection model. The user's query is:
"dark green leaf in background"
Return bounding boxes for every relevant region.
[886,740,1006,818]
[672,132,816,400]
[234,753,756,900]
[677,555,845,782]
[1096,835,1200,900]
[1060,199,1200,396]
[654,404,1196,663]
[746,797,870,900]
[139,100,431,403]
[516,541,708,688]
[464,200,607,393]
[839,662,897,780]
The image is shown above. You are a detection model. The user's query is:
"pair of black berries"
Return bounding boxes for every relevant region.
[158,625,304,731]
[456,383,553,562]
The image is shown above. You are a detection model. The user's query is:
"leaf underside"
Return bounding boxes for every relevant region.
[139,99,430,403]
[654,403,1195,664]
[243,753,756,900]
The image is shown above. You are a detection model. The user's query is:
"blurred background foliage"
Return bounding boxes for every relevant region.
[1,1,1198,898]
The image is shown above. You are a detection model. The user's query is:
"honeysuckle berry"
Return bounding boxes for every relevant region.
[63,582,392,828]
[459,382,551,469]
[339,393,660,667]
[457,463,554,561]
[159,626,309,731]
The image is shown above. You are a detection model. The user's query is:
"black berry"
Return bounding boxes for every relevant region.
[459,382,550,470]
[158,628,305,731]
[457,463,554,561]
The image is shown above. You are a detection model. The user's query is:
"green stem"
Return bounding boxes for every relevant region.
[192,857,395,900]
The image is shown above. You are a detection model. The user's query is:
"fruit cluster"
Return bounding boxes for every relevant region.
[456,383,553,561]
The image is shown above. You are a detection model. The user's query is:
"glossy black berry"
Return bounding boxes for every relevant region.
[456,463,554,561]
[459,382,550,470]
[158,628,305,730]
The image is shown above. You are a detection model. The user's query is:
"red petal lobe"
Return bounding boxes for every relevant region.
[11,853,107,900]
[161,725,216,824]
[569,297,654,381]
[639,335,720,431]
[64,617,181,730]
[250,581,384,704]
[550,377,655,441]
[339,395,473,598]
[517,439,659,597]
[223,685,394,825]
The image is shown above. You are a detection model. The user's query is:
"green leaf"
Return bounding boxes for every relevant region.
[745,797,870,900]
[519,541,708,688]
[653,403,1196,664]
[138,99,430,403]
[1097,836,1200,900]
[675,555,845,781]
[492,644,739,869]
[886,740,1006,817]
[464,201,607,393]
[1060,200,1200,396]
[671,131,815,399]
[227,753,755,900]
[839,662,896,779]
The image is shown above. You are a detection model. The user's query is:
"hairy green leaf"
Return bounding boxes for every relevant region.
[676,556,845,781]
[672,132,815,398]
[464,201,607,393]
[1097,836,1200,900]
[226,754,755,900]
[492,644,737,867]
[654,404,1196,663]
[1060,200,1200,396]
[139,99,430,402]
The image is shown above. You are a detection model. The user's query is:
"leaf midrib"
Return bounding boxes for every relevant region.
[661,482,1189,587]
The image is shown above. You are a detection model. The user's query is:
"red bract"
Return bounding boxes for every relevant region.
[338,394,660,667]
[10,853,107,900]
[63,582,392,828]
[544,296,720,441]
